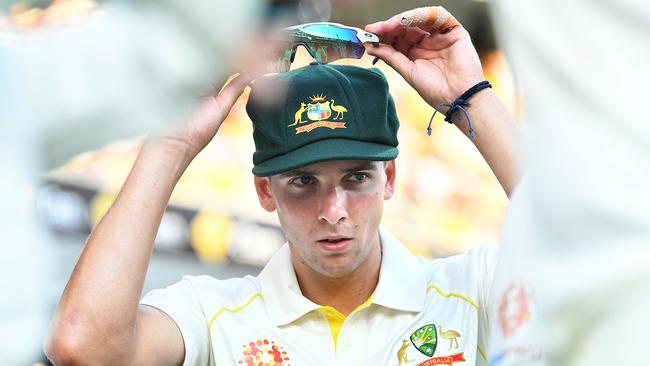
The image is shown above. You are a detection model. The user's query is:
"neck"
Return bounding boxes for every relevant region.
[292,234,382,316]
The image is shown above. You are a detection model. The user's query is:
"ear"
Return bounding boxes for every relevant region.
[383,160,396,200]
[254,176,277,212]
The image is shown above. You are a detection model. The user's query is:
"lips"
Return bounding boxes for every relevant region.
[317,236,352,252]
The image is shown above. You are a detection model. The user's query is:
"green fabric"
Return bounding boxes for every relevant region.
[246,63,400,177]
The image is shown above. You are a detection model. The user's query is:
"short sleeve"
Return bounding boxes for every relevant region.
[467,245,499,324]
[140,276,209,366]
[463,245,499,361]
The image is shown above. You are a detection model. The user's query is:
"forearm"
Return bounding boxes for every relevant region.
[46,139,193,363]
[451,89,524,197]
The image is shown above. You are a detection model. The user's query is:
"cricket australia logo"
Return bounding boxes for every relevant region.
[411,324,438,357]
[400,324,465,366]
[287,94,347,134]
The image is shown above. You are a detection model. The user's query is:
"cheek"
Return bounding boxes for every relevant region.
[349,187,384,221]
[273,192,319,238]
[276,192,317,217]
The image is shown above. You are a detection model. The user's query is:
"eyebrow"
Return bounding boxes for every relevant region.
[278,161,378,178]
[340,162,378,174]
[278,169,314,178]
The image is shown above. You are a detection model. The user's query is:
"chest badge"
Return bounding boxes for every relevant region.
[238,337,291,366]
[405,324,466,366]
[410,324,438,357]
[498,281,532,337]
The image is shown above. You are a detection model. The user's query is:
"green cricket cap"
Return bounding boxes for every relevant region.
[246,63,400,177]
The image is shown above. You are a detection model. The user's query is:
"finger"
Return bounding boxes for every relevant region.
[400,6,461,34]
[212,73,252,116]
[364,21,384,34]
[392,36,413,56]
[382,35,396,48]
[402,27,431,44]
[205,74,231,97]
[392,28,429,55]
[365,6,461,37]
[365,43,413,82]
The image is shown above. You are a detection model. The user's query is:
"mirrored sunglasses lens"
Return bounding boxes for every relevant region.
[298,24,360,44]
[304,40,365,64]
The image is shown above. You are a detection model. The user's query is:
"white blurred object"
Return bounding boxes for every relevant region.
[3,0,263,166]
[0,1,264,364]
[489,0,650,365]
[297,0,331,22]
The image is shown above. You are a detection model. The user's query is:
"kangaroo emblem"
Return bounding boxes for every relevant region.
[397,339,413,366]
[288,102,308,127]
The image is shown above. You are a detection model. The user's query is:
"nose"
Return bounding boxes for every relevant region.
[318,185,348,225]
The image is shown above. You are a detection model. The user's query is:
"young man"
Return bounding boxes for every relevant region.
[45,6,522,366]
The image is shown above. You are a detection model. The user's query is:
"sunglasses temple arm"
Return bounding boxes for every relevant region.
[368,41,380,65]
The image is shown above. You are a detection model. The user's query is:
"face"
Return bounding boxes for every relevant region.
[254,160,396,278]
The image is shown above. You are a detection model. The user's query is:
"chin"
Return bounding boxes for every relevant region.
[316,258,358,278]
[319,266,354,278]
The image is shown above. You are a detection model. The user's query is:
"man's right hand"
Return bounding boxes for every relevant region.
[152,72,253,162]
[44,73,252,366]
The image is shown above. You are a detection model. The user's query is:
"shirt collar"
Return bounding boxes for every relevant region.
[372,227,427,313]
[257,244,320,326]
[257,228,427,326]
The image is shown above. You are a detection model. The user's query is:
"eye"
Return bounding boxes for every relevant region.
[349,172,369,182]
[291,175,315,186]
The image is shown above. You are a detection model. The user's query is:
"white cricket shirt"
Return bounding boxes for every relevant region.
[141,229,497,366]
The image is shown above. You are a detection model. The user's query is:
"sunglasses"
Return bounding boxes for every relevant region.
[268,22,380,73]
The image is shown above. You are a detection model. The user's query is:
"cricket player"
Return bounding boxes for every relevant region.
[45,6,522,365]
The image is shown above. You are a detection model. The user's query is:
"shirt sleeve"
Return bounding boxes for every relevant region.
[473,245,499,314]
[140,276,210,366]
[467,244,499,358]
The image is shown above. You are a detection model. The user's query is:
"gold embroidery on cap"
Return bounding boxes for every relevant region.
[288,94,347,134]
[288,102,308,127]
[330,98,347,120]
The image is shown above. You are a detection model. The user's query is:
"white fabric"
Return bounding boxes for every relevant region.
[0,2,262,364]
[487,177,545,365]
[489,1,650,365]
[141,229,498,365]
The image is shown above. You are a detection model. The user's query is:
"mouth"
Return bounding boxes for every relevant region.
[317,236,352,252]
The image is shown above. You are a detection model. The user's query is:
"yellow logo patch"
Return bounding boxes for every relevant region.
[288,94,348,134]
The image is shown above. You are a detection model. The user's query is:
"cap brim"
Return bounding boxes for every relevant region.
[252,138,398,177]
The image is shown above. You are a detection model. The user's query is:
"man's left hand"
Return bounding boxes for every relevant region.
[365,6,485,108]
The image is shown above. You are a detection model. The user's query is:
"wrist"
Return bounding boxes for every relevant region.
[429,81,492,139]
[450,85,494,122]
[450,87,494,138]
[138,137,196,181]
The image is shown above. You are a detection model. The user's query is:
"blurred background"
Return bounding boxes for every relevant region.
[0,0,520,364]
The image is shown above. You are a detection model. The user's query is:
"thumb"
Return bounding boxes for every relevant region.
[365,44,413,83]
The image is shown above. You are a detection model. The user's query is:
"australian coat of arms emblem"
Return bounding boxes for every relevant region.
[288,94,347,134]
